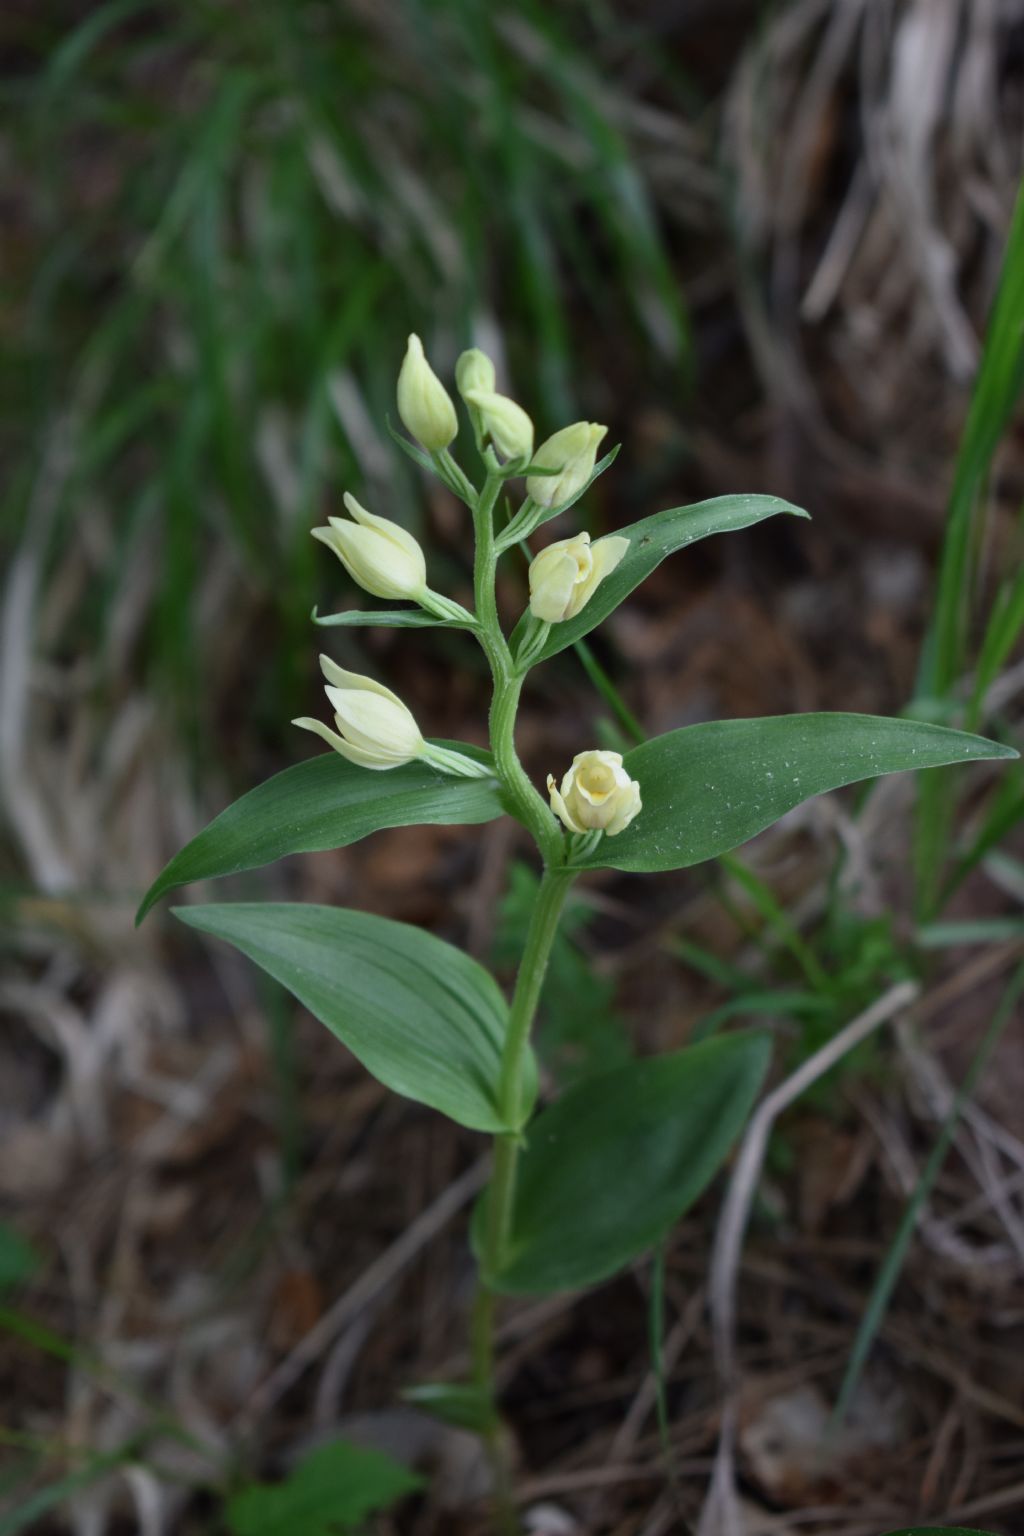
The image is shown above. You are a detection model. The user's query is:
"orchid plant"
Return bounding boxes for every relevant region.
[139,334,1016,1530]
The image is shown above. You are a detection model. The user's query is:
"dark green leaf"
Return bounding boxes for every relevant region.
[137,747,504,923]
[479,1033,771,1294]
[226,1440,421,1536]
[575,715,1017,874]
[510,495,809,663]
[175,903,531,1133]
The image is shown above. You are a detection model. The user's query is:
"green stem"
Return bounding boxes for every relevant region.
[471,866,573,1536]
[472,461,564,865]
[466,457,573,1534]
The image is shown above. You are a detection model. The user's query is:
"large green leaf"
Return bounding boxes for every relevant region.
[175,903,531,1133]
[226,1440,421,1536]
[137,745,504,923]
[575,714,1017,874]
[510,494,809,664]
[478,1033,771,1294]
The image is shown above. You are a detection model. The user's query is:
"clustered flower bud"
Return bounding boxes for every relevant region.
[313,493,427,602]
[528,530,630,624]
[455,347,497,401]
[547,751,642,837]
[297,327,640,830]
[397,334,458,453]
[527,422,607,510]
[463,389,534,463]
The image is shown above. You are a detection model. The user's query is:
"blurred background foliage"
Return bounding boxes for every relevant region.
[3,1,1024,1532]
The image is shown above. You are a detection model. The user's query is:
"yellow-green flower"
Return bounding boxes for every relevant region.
[463,388,534,462]
[397,334,458,452]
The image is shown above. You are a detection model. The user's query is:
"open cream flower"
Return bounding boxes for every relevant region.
[548,750,641,837]
[293,656,425,770]
[528,530,629,624]
[312,493,427,602]
[526,421,607,509]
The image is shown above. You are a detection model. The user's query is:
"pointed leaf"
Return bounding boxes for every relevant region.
[137,745,503,923]
[174,903,529,1133]
[312,606,472,630]
[575,714,1017,874]
[510,494,809,663]
[479,1033,771,1294]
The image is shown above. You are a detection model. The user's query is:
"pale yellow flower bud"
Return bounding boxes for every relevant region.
[527,531,630,623]
[463,389,534,463]
[547,751,641,837]
[527,422,608,509]
[397,333,458,452]
[293,657,425,770]
[312,493,427,602]
[455,347,497,402]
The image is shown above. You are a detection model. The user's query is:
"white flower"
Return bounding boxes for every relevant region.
[547,751,641,836]
[293,657,493,779]
[293,657,425,770]
[462,388,534,462]
[397,334,458,452]
[312,493,427,601]
[527,530,630,623]
[527,421,607,509]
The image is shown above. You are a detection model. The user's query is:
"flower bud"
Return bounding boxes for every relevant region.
[455,347,497,402]
[293,656,425,770]
[463,389,534,463]
[312,493,427,601]
[397,333,458,452]
[527,421,608,509]
[547,751,641,837]
[528,530,629,624]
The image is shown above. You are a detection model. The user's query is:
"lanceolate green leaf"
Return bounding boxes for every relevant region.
[575,714,1017,874]
[478,1034,771,1294]
[510,494,809,664]
[137,746,504,923]
[175,903,530,1133]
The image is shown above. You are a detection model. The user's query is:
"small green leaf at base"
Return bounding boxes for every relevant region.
[402,1382,498,1434]
[477,1033,771,1294]
[137,745,503,924]
[225,1440,421,1536]
[575,714,1017,874]
[175,903,534,1133]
